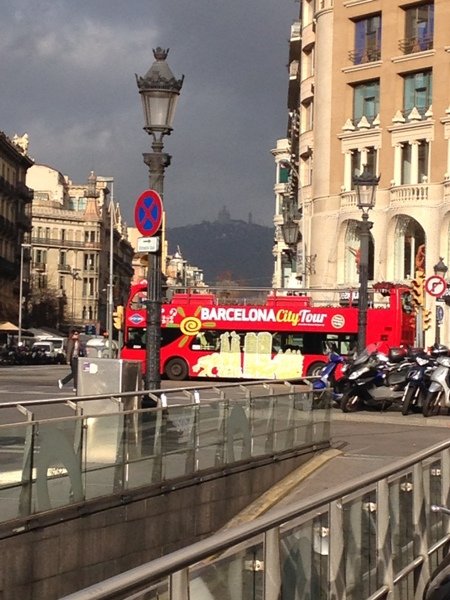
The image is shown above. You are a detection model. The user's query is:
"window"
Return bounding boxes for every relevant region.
[351,147,377,187]
[279,165,290,184]
[403,70,432,116]
[353,80,380,123]
[400,139,429,184]
[302,100,314,131]
[352,14,381,64]
[402,3,434,54]
[418,140,429,181]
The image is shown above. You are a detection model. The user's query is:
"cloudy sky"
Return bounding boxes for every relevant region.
[2,0,298,229]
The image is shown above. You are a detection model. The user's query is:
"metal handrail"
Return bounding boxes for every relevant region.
[61,437,450,600]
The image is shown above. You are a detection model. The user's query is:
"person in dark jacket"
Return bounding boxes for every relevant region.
[57,331,84,392]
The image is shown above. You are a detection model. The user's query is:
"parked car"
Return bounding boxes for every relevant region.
[31,341,66,364]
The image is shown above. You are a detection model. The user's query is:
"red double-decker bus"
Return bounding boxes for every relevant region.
[120,282,415,381]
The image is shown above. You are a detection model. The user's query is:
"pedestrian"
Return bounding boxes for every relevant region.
[58,330,84,392]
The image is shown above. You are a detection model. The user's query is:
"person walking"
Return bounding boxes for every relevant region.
[58,331,84,392]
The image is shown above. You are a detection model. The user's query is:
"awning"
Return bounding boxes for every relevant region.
[0,321,19,331]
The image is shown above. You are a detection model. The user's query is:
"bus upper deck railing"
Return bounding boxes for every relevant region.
[0,380,330,536]
[147,285,405,309]
[61,436,450,600]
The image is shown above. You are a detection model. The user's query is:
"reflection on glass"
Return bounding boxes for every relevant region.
[343,491,377,599]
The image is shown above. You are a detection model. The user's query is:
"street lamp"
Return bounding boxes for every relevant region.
[70,268,81,331]
[433,257,448,344]
[18,243,31,346]
[99,176,115,357]
[353,165,380,353]
[136,47,184,390]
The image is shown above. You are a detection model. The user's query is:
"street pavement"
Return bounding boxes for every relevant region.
[223,410,450,527]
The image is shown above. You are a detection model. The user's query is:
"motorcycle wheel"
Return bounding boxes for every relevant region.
[402,385,417,416]
[341,391,361,413]
[423,391,442,418]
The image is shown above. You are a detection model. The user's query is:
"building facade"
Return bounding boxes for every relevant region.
[27,165,133,333]
[0,132,33,323]
[277,0,450,344]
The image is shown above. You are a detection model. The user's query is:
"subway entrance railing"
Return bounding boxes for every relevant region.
[0,380,329,533]
[61,437,450,600]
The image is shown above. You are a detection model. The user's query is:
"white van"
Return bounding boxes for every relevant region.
[35,336,66,361]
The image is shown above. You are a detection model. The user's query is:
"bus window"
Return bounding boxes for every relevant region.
[125,328,145,349]
[130,290,147,310]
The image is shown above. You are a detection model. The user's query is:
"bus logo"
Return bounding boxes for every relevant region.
[331,314,345,329]
[130,313,145,325]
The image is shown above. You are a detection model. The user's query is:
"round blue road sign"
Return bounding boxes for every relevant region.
[134,189,163,237]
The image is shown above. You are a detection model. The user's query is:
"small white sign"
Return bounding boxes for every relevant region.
[137,236,159,253]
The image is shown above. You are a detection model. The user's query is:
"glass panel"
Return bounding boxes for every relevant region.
[160,406,197,480]
[280,515,329,599]
[125,410,159,489]
[84,412,125,500]
[343,491,377,599]
[189,535,264,599]
[0,421,31,521]
[428,460,443,546]
[389,474,414,573]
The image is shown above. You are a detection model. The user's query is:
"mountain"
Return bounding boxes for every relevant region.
[167,212,274,287]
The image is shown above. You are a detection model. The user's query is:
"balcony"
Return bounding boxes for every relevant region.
[58,264,72,273]
[340,191,357,211]
[32,262,46,272]
[398,35,433,55]
[348,46,381,65]
[31,236,102,250]
[389,184,429,208]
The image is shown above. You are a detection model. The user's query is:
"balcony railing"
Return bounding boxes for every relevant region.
[31,237,102,250]
[390,184,429,206]
[398,35,433,55]
[348,46,381,65]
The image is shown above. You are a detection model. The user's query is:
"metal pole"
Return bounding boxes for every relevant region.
[108,181,114,357]
[357,212,371,353]
[143,135,171,390]
[18,245,26,346]
[435,300,440,345]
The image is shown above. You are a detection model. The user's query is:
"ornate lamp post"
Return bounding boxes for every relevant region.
[353,166,380,353]
[136,48,184,390]
[18,242,31,346]
[433,257,448,344]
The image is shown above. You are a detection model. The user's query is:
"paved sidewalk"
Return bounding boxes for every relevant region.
[224,411,450,527]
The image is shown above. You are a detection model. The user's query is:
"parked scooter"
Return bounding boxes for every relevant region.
[422,344,450,418]
[339,345,408,412]
[312,351,345,404]
[401,352,437,415]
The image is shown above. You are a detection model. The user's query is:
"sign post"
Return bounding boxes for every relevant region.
[134,189,163,389]
[425,275,447,345]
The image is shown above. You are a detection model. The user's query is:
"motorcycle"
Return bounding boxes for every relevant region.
[422,345,450,418]
[312,351,345,405]
[401,353,436,416]
[339,346,407,413]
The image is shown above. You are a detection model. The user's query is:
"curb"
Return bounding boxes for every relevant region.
[220,448,342,530]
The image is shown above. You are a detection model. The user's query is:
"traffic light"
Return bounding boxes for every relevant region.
[423,309,432,331]
[113,305,124,330]
[411,272,425,307]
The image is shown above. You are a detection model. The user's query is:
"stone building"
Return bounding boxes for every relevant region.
[276,0,450,344]
[27,165,133,333]
[0,132,33,323]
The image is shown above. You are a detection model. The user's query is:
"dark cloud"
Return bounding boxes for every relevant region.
[2,0,297,227]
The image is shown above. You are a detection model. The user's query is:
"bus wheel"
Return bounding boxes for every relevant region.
[306,361,327,377]
[164,358,189,381]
